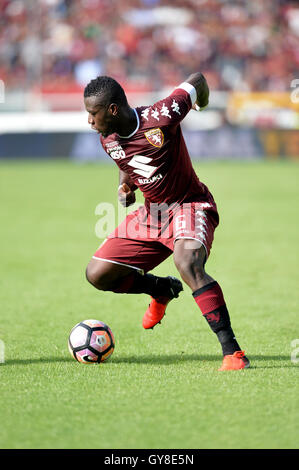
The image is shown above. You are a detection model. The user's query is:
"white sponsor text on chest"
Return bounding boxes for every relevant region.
[106,144,126,160]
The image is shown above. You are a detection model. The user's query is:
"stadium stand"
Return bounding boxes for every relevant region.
[1,0,298,95]
[0,0,298,159]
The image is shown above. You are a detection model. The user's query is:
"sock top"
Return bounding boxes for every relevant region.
[192,281,218,298]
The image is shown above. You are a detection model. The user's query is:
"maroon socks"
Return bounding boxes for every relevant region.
[193,281,241,356]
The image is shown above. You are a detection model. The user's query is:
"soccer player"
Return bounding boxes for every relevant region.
[84,73,250,371]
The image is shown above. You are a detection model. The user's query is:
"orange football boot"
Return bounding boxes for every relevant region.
[142,276,183,329]
[218,350,250,371]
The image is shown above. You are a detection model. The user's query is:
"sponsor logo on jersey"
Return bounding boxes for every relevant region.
[137,173,163,185]
[128,155,163,184]
[105,143,126,160]
[105,141,119,148]
[128,155,157,178]
[144,128,164,148]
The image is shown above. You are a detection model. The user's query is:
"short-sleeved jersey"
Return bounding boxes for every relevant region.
[100,82,215,212]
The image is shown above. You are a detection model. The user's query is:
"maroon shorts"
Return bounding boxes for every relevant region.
[93,201,219,274]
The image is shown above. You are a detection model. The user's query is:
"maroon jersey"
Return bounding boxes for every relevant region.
[100,82,215,212]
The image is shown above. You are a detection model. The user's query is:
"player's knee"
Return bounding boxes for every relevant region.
[85,262,112,291]
[176,259,204,280]
[174,252,205,281]
[85,263,100,288]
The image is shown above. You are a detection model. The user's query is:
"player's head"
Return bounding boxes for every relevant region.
[84,76,128,137]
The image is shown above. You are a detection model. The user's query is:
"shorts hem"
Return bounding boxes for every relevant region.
[174,236,209,259]
[92,256,144,275]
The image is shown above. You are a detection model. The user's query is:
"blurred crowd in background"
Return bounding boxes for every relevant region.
[0,0,299,94]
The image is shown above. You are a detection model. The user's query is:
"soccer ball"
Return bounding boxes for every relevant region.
[68,319,115,364]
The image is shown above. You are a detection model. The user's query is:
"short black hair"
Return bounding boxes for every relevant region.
[84,76,128,107]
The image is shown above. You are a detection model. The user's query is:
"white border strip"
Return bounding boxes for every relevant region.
[92,256,144,274]
[174,236,208,259]
[176,82,197,105]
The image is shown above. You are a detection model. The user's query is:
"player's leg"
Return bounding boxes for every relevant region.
[86,254,136,292]
[173,239,249,370]
[86,238,183,319]
[171,201,249,370]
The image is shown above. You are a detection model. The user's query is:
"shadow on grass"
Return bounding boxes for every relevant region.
[2,357,73,366]
[110,354,294,369]
[1,354,294,368]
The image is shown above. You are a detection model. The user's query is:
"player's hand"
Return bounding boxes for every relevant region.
[118,183,136,207]
[193,73,209,110]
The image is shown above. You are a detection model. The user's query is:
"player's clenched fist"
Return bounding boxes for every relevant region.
[189,72,209,111]
[118,183,136,207]
[197,73,209,108]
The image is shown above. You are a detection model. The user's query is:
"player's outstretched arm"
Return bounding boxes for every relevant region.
[186,72,209,110]
[118,170,137,207]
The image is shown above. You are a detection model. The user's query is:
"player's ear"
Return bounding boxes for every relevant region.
[109,103,118,116]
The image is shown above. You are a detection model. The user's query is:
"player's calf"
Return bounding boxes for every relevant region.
[86,258,183,298]
[174,241,249,367]
[86,258,183,329]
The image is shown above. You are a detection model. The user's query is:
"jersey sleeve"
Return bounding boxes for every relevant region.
[140,82,197,128]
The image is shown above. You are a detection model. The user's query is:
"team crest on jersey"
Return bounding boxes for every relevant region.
[144,128,164,148]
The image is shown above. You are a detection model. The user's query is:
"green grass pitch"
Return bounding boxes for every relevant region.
[0,159,298,449]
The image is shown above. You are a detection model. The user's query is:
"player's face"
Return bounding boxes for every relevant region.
[84,95,118,138]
